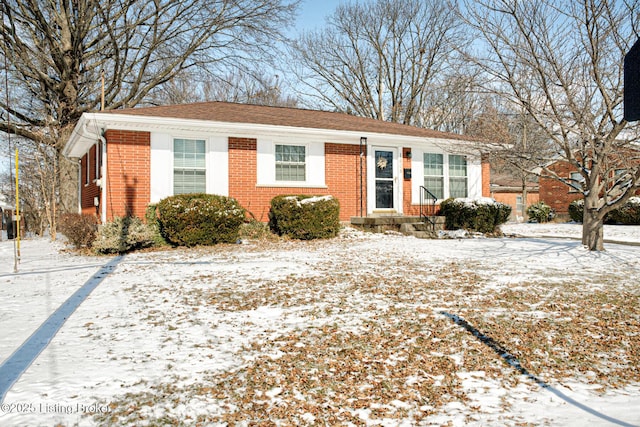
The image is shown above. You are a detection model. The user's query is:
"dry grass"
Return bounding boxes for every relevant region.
[92,232,639,426]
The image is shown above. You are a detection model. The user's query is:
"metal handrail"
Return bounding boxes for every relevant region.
[419,186,438,230]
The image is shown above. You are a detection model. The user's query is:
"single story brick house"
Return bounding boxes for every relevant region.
[490,173,539,221]
[539,154,640,216]
[63,102,490,223]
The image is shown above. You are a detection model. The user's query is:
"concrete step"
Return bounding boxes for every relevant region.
[351,215,445,237]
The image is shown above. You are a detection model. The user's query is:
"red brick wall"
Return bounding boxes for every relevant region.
[481,158,491,197]
[402,148,420,216]
[492,192,539,217]
[228,138,363,221]
[104,130,151,221]
[80,144,101,217]
[326,143,365,219]
[539,160,582,214]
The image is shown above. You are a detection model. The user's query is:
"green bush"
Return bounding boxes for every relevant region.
[607,197,640,225]
[527,201,553,223]
[569,197,640,224]
[440,198,512,234]
[93,216,156,254]
[568,199,584,222]
[268,195,340,240]
[58,213,98,249]
[157,193,246,246]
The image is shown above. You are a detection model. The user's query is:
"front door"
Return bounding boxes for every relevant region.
[374,149,395,210]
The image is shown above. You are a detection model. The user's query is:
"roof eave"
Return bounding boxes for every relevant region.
[63,112,483,156]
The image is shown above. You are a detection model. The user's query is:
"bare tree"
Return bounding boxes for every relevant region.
[463,0,640,250]
[147,70,298,107]
[0,0,298,227]
[467,100,553,220]
[0,138,57,237]
[290,0,468,125]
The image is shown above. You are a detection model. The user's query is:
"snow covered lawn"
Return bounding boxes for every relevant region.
[0,223,639,426]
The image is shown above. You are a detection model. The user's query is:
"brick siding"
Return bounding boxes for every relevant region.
[228,138,364,222]
[103,130,151,220]
[539,160,582,214]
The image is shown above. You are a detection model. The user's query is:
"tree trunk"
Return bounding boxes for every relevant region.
[582,194,604,251]
[56,148,78,215]
[521,177,528,222]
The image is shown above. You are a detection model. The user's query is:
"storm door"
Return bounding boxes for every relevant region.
[374,150,395,209]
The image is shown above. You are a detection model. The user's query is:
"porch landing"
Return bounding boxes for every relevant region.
[350,215,445,238]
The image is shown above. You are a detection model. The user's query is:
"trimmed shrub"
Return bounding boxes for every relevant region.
[440,198,512,234]
[527,201,553,223]
[157,193,246,246]
[93,216,156,254]
[607,197,640,225]
[269,195,340,240]
[58,213,98,249]
[568,199,584,222]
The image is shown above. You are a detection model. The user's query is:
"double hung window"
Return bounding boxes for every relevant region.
[448,155,468,198]
[174,138,206,194]
[423,153,444,199]
[275,144,306,182]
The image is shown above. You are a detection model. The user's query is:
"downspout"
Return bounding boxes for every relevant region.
[77,159,82,214]
[83,121,107,224]
[101,137,107,224]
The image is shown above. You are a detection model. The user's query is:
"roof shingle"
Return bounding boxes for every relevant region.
[108,101,474,141]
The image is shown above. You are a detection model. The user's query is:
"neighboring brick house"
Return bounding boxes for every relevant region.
[63,102,491,223]
[539,156,640,216]
[538,160,583,215]
[490,173,539,220]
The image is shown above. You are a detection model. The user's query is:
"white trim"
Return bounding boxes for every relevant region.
[412,150,483,204]
[150,133,229,202]
[150,133,173,203]
[369,146,402,214]
[208,136,228,196]
[256,139,325,188]
[94,141,100,181]
[65,113,478,159]
[101,138,107,224]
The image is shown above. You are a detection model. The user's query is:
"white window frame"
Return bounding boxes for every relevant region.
[448,154,468,199]
[256,139,326,188]
[423,152,444,200]
[412,148,480,203]
[275,144,307,182]
[569,171,585,192]
[173,138,207,195]
[94,142,101,181]
[85,152,90,186]
[150,133,228,203]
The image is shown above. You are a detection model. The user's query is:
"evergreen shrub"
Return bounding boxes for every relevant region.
[268,195,340,240]
[439,198,511,234]
[606,197,640,225]
[568,197,640,224]
[527,201,553,223]
[58,213,98,249]
[157,193,246,246]
[93,216,156,254]
[568,199,584,222]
